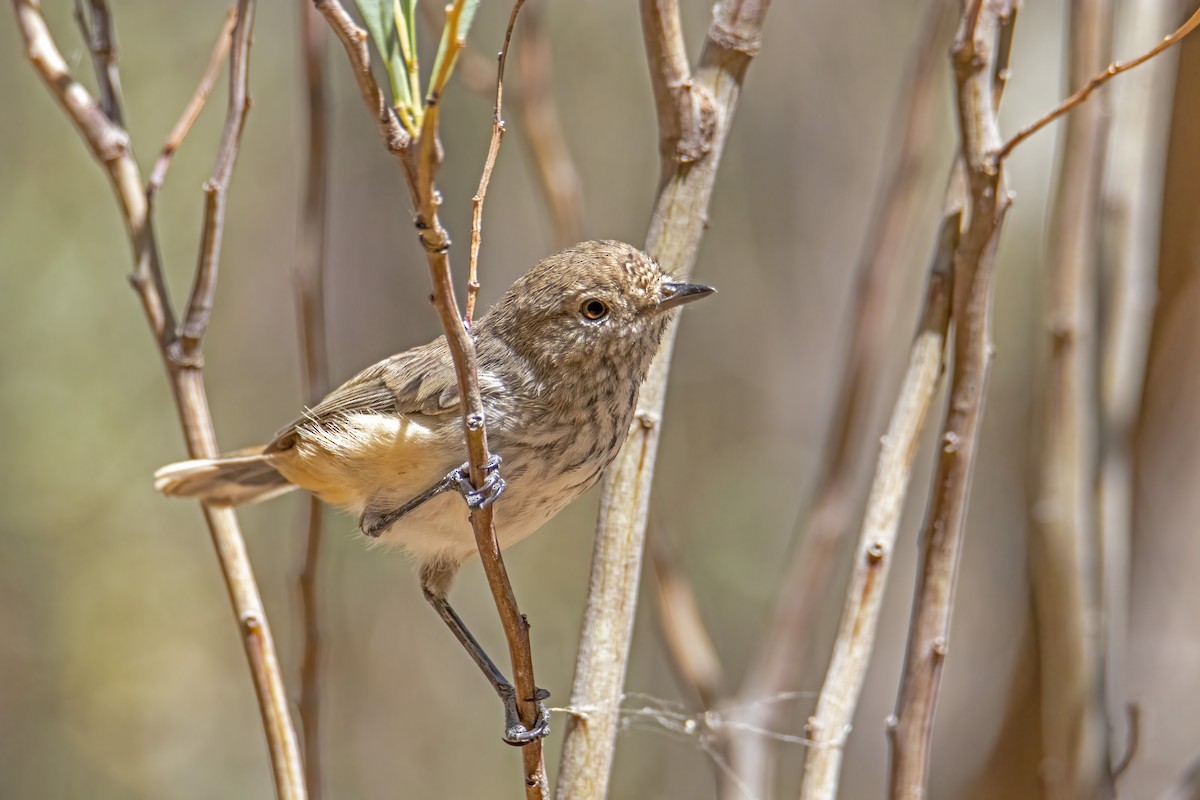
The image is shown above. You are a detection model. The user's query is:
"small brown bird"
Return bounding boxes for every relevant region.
[155,240,714,743]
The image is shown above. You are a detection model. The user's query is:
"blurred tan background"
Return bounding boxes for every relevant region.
[2,0,1197,797]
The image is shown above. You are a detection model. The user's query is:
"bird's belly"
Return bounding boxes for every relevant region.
[273,412,455,510]
[275,411,611,564]
[371,456,604,564]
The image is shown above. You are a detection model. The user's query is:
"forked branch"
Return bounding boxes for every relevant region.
[11,1,306,797]
[799,213,958,800]
[888,2,1015,796]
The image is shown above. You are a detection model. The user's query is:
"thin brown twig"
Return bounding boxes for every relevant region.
[175,0,255,364]
[555,2,772,798]
[314,1,548,794]
[11,1,306,796]
[996,4,1200,161]
[313,0,414,167]
[420,0,584,248]
[295,1,331,796]
[798,212,958,800]
[719,2,956,793]
[72,0,124,125]
[148,8,236,197]
[467,0,526,327]
[888,2,1016,796]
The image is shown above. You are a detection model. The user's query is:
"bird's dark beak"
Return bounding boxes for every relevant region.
[658,281,716,312]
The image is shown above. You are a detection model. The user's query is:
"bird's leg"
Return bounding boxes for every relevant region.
[420,563,550,746]
[360,454,506,538]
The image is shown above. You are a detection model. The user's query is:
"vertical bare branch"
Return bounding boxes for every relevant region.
[799,213,958,800]
[554,3,771,798]
[888,2,1014,797]
[295,1,331,796]
[314,1,547,794]
[11,2,306,797]
[719,3,956,793]
[1099,0,1177,787]
[1028,0,1115,797]
[467,0,526,326]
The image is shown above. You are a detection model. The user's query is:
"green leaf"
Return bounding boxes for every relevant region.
[428,0,480,97]
[352,0,414,115]
[395,0,421,121]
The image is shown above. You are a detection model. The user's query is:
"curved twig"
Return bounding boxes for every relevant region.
[996,5,1200,161]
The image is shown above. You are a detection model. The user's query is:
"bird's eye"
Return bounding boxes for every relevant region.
[581,299,609,320]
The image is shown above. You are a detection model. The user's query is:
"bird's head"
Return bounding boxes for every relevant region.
[478,240,715,381]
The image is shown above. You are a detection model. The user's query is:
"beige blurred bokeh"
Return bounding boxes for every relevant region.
[2,0,1196,797]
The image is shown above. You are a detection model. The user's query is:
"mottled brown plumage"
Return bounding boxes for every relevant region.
[156,240,713,588]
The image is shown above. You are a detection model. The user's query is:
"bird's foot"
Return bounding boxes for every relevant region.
[500,683,552,746]
[358,453,505,537]
[451,454,506,511]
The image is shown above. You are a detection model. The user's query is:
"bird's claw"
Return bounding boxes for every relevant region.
[452,454,506,510]
[500,684,551,746]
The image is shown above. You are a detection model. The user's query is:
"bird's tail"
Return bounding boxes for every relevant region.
[154,445,295,506]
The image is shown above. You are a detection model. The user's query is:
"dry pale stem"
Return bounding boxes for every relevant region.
[1028,0,1114,796]
[315,1,546,794]
[1098,0,1178,784]
[555,2,771,799]
[798,213,957,800]
[888,2,1014,797]
[720,3,956,793]
[295,1,332,796]
[11,1,306,796]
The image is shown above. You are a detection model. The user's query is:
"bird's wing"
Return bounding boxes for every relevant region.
[268,337,461,451]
